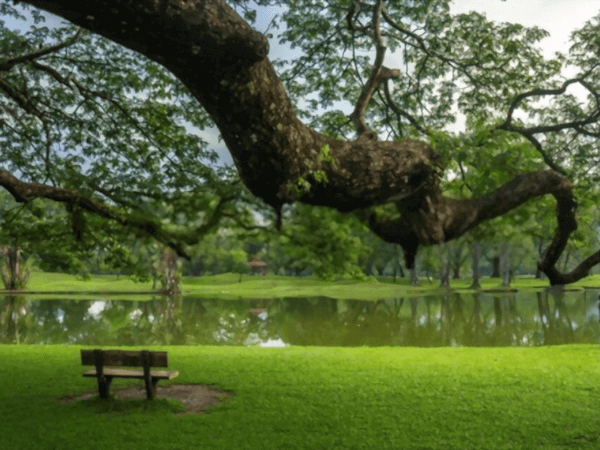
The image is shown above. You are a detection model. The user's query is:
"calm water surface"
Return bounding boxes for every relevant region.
[1,290,599,347]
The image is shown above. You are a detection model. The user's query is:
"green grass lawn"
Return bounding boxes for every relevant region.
[13,271,600,300]
[1,344,599,449]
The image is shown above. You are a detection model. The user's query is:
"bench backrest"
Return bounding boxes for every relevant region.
[81,349,169,368]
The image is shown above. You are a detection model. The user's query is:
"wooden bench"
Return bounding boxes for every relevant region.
[81,349,179,400]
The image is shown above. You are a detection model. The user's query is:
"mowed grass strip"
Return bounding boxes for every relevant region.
[19,271,600,300]
[1,344,599,449]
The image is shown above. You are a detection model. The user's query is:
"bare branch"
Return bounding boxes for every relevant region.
[499,75,600,131]
[0,77,44,117]
[519,131,566,175]
[495,76,600,174]
[382,81,426,134]
[381,10,481,87]
[0,168,235,259]
[349,1,400,139]
[0,28,85,72]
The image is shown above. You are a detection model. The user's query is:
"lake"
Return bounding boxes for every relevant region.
[1,289,599,347]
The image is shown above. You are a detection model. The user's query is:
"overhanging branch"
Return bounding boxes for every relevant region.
[367,170,588,285]
[13,0,600,286]
[0,168,235,258]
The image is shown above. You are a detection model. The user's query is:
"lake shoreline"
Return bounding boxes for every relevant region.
[2,272,599,300]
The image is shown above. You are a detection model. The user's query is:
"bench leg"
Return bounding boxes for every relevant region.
[143,377,159,400]
[98,376,113,399]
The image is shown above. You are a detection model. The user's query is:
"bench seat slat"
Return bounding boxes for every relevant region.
[83,368,179,379]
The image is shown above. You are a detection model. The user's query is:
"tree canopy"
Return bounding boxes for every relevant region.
[2,0,600,285]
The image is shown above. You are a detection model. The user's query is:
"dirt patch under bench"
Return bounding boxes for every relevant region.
[58,384,232,414]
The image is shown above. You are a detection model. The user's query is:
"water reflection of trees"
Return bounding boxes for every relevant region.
[1,291,599,346]
[0,296,31,344]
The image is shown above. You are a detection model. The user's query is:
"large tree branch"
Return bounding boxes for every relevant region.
[23,0,269,71]
[367,170,587,285]
[19,0,440,214]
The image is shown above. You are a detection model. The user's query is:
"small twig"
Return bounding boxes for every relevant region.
[495,76,600,175]
[382,81,425,133]
[0,28,85,73]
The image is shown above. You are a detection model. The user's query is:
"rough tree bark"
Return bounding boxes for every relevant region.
[5,0,600,285]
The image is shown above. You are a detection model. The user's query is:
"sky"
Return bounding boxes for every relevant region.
[3,0,600,166]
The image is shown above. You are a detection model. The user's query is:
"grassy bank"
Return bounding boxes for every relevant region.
[1,344,599,449]
[10,271,600,300]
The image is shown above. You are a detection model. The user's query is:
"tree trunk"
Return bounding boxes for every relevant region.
[439,245,450,288]
[491,256,501,278]
[1,247,29,291]
[535,265,545,279]
[470,242,481,289]
[396,262,405,278]
[410,266,418,285]
[500,244,511,287]
[451,245,462,279]
[452,266,460,279]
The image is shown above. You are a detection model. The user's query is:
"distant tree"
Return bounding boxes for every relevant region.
[231,249,249,282]
[278,204,370,280]
[157,247,180,294]
[0,246,30,290]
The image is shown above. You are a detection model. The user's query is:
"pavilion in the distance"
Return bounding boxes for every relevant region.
[247,257,268,275]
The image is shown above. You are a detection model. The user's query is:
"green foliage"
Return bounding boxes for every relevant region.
[277,203,370,280]
[0,6,257,276]
[287,176,312,197]
[274,0,562,139]
[288,144,336,198]
[230,248,249,282]
[188,228,253,276]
